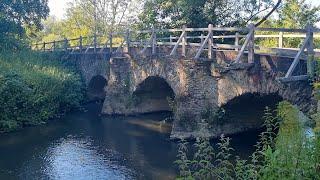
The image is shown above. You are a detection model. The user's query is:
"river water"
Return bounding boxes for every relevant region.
[0,103,262,180]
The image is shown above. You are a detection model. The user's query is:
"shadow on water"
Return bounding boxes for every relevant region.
[0,97,279,179]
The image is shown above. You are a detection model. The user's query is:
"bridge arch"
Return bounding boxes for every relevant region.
[217,92,283,133]
[87,75,108,100]
[216,69,313,113]
[130,76,175,114]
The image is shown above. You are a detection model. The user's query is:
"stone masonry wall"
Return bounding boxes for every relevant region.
[70,50,315,139]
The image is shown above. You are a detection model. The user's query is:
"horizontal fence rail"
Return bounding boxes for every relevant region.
[32,25,320,57]
[33,24,320,82]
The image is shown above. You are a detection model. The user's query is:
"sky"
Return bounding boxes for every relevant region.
[48,0,72,19]
[49,0,320,19]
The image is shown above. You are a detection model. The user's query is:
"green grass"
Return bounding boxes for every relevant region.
[0,50,84,132]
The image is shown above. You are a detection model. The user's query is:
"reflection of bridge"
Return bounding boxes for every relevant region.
[34,24,318,138]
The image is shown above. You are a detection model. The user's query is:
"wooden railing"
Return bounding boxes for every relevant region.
[33,24,320,82]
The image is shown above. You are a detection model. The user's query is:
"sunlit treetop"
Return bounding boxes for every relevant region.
[0,0,49,48]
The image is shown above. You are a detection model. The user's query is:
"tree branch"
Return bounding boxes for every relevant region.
[255,0,282,27]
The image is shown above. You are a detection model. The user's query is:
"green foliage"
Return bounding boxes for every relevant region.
[261,101,319,179]
[139,0,275,29]
[0,50,84,132]
[314,58,320,134]
[279,0,320,29]
[0,1,49,49]
[257,0,320,48]
[175,140,192,179]
[33,0,142,44]
[191,137,215,179]
[255,107,279,152]
[175,135,235,179]
[175,102,320,179]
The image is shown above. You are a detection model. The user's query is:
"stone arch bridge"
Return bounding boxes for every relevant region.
[40,25,319,139]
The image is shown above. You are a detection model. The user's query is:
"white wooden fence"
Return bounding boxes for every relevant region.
[33,24,320,82]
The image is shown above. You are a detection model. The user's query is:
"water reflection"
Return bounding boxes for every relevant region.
[43,136,134,180]
[0,103,261,180]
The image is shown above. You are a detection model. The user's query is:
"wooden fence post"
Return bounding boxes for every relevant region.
[279,32,283,48]
[247,23,255,63]
[169,35,173,48]
[94,34,97,53]
[126,29,130,53]
[182,25,187,57]
[208,24,213,59]
[79,36,83,52]
[306,24,315,79]
[152,27,156,55]
[200,33,204,44]
[235,32,239,51]
[64,38,68,51]
[109,33,113,54]
[53,41,56,51]
[43,42,46,52]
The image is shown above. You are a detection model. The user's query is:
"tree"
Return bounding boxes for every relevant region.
[0,0,49,49]
[138,0,276,29]
[33,0,143,46]
[65,0,142,36]
[278,0,320,28]
[255,0,282,27]
[256,0,320,48]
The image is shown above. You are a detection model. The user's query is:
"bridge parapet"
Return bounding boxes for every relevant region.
[34,24,320,83]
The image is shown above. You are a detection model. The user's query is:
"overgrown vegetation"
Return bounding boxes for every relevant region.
[175,102,320,179]
[0,50,84,132]
[313,57,320,134]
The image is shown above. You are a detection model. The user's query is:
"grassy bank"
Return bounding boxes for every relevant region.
[0,50,84,133]
[175,102,320,179]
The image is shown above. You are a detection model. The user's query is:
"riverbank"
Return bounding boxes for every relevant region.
[0,50,84,133]
[175,101,320,179]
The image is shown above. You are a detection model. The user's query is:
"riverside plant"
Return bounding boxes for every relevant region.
[0,50,84,132]
[175,102,320,179]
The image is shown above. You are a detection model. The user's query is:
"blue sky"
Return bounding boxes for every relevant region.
[49,0,320,19]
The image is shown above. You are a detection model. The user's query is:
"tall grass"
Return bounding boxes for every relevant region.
[175,102,320,179]
[0,50,84,132]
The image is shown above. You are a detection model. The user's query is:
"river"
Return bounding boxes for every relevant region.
[0,103,262,180]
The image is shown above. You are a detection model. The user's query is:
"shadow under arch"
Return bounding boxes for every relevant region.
[218,93,283,134]
[88,75,108,100]
[132,76,175,114]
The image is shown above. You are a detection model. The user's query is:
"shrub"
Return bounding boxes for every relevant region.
[175,102,320,179]
[0,50,84,132]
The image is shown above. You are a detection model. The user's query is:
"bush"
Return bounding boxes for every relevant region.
[175,102,320,179]
[0,50,84,132]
